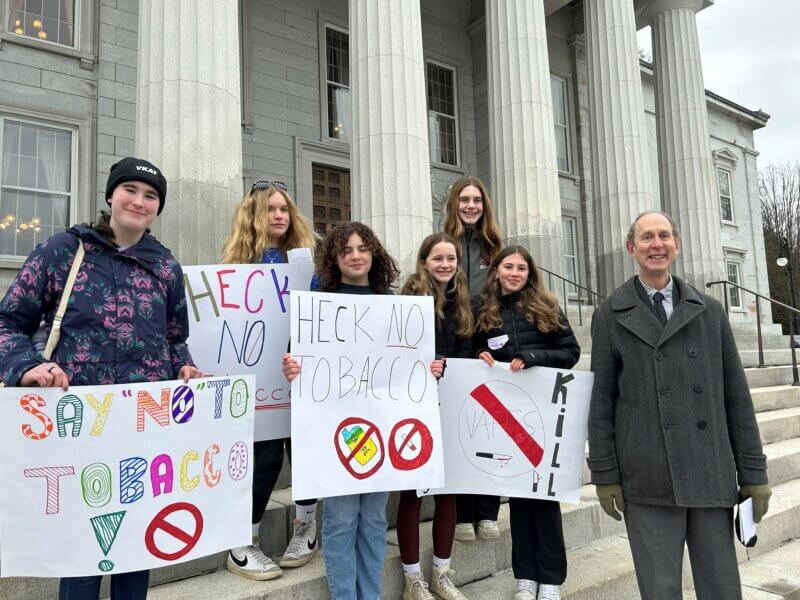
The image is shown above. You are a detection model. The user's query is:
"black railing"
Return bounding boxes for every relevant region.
[538,266,605,327]
[706,280,800,386]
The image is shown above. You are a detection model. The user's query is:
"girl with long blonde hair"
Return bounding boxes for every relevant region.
[397,233,473,599]
[475,245,580,600]
[222,182,320,581]
[442,176,503,298]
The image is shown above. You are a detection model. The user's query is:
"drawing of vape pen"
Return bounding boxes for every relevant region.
[475,452,513,461]
[342,426,378,466]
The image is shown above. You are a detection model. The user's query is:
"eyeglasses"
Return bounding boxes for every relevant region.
[251,180,288,191]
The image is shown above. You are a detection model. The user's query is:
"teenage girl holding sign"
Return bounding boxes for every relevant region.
[474,246,580,600]
[396,233,474,600]
[220,181,320,580]
[282,221,399,600]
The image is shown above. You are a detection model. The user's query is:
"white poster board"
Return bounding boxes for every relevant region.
[289,291,444,499]
[183,263,315,441]
[422,359,593,505]
[0,376,255,577]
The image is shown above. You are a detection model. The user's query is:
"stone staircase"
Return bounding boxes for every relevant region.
[2,325,799,599]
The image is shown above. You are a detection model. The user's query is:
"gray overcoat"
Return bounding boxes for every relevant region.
[587,276,768,507]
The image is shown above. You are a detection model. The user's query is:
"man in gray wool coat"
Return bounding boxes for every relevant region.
[587,211,772,600]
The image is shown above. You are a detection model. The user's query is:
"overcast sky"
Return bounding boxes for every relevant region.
[637,0,800,169]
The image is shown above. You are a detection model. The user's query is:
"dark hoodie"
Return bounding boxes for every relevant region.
[460,229,490,298]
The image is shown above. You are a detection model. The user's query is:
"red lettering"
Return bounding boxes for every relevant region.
[216,269,240,309]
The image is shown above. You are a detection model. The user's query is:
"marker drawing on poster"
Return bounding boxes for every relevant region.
[289,291,444,500]
[183,263,315,441]
[422,359,593,505]
[0,376,255,577]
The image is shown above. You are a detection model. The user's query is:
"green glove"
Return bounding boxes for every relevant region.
[596,483,625,521]
[739,484,771,523]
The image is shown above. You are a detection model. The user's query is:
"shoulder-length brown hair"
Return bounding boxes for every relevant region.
[401,233,473,337]
[220,186,317,263]
[316,222,399,292]
[477,245,561,334]
[442,176,503,265]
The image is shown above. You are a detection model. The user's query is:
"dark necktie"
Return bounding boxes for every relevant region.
[652,292,668,326]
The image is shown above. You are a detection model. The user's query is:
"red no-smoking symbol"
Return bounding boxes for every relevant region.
[389,418,434,471]
[145,502,204,561]
[335,417,385,480]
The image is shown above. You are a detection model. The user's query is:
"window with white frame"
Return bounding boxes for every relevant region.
[726,260,742,309]
[562,216,579,294]
[6,0,76,47]
[551,75,570,173]
[427,61,459,166]
[1,116,75,258]
[717,168,734,222]
[325,26,350,141]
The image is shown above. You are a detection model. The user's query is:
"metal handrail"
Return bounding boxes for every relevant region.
[538,266,605,327]
[706,280,799,386]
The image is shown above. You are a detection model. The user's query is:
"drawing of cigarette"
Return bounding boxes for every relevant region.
[400,432,417,451]
[475,452,513,461]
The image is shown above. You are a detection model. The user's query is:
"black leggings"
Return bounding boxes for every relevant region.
[509,497,566,584]
[252,438,315,524]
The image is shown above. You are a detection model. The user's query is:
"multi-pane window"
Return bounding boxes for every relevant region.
[562,216,578,294]
[551,75,570,173]
[7,0,76,47]
[1,117,74,258]
[717,168,734,222]
[325,26,350,141]
[726,260,742,309]
[427,61,458,166]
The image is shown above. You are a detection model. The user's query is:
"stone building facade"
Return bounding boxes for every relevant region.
[0,0,771,321]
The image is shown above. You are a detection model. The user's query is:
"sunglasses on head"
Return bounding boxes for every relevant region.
[251,180,288,191]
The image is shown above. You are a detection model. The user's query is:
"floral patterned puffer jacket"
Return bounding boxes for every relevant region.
[0,225,193,386]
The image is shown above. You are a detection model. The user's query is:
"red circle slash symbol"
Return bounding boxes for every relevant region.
[145,502,204,561]
[335,417,385,480]
[389,418,433,471]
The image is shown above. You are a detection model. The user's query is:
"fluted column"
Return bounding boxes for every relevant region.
[586,0,655,295]
[645,0,724,288]
[349,0,432,274]
[486,0,562,273]
[136,0,243,265]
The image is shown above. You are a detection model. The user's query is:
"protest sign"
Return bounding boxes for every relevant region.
[0,375,255,577]
[289,291,444,499]
[183,264,315,440]
[422,359,593,504]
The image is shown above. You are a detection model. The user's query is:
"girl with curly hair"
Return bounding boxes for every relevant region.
[443,176,504,543]
[221,182,320,581]
[442,177,503,298]
[474,246,580,600]
[396,233,473,600]
[282,221,399,600]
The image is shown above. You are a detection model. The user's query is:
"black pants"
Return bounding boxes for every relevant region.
[456,493,500,523]
[252,438,315,524]
[509,497,566,585]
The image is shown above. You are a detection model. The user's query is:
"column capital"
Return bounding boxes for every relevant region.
[639,0,706,24]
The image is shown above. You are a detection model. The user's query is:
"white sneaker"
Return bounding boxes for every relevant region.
[227,544,282,580]
[279,519,319,568]
[514,590,536,600]
[537,584,561,600]
[454,522,476,541]
[476,520,500,539]
[515,579,538,600]
[431,566,467,599]
[403,572,436,600]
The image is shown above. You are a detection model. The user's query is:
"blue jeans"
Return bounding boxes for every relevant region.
[322,492,389,600]
[59,571,149,599]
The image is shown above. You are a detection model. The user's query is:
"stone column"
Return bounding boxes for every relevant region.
[349,0,432,274]
[644,0,725,287]
[486,0,562,273]
[136,0,243,265]
[585,0,655,295]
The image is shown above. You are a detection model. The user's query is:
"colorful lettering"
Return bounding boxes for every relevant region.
[56,394,83,437]
[244,269,265,313]
[203,444,221,487]
[171,385,195,424]
[227,442,248,481]
[180,451,199,492]
[119,457,147,504]
[24,466,75,514]
[207,379,230,419]
[136,388,170,432]
[184,270,220,321]
[20,393,53,440]
[150,453,174,497]
[85,393,113,436]
[217,269,239,309]
[81,463,112,508]
[230,378,249,418]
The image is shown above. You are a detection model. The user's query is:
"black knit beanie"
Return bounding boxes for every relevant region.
[105,157,167,215]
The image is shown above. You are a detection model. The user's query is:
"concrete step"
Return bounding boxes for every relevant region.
[747,366,800,389]
[753,386,800,413]
[758,407,800,445]
[462,481,800,600]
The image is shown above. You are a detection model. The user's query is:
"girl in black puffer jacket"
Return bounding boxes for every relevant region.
[474,245,580,600]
